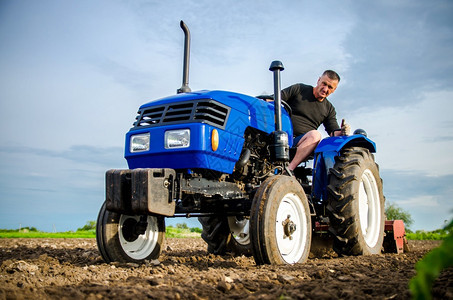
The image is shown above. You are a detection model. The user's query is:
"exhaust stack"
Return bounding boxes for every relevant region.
[269,60,289,162]
[270,60,284,131]
[177,20,191,94]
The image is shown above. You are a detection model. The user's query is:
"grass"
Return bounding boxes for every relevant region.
[0,226,201,239]
[165,226,201,238]
[0,230,96,238]
[406,228,450,241]
[1,223,449,240]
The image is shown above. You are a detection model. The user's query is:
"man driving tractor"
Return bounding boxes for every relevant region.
[279,70,351,172]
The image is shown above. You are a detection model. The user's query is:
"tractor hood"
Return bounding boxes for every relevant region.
[125,90,293,173]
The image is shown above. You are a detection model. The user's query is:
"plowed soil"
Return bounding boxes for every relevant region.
[0,237,451,299]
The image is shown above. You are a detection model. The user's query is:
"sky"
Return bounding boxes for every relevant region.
[0,0,452,232]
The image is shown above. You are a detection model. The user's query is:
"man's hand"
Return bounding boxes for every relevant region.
[341,119,351,136]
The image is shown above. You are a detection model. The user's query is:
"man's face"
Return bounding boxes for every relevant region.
[313,75,339,101]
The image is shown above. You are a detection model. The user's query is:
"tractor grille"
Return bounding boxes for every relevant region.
[132,99,230,130]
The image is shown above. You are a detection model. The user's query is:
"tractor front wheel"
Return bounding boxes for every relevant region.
[96,202,165,263]
[327,147,385,255]
[250,175,312,265]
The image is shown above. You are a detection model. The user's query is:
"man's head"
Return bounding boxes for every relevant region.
[313,70,340,101]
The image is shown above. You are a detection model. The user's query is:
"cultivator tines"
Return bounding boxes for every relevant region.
[383,220,409,254]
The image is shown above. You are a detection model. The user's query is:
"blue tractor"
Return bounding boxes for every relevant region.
[96,21,386,265]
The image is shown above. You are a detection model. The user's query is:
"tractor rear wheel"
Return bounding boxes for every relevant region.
[96,202,165,263]
[198,215,251,256]
[327,147,385,255]
[250,175,311,265]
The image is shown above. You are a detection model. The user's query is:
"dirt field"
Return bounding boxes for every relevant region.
[0,237,451,299]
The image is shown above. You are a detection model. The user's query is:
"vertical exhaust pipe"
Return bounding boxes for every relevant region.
[270,60,284,131]
[269,60,289,162]
[177,20,191,94]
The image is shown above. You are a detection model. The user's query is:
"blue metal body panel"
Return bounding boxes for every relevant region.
[311,135,377,202]
[125,90,293,174]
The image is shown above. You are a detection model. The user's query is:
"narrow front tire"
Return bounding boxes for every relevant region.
[250,175,312,265]
[96,202,165,263]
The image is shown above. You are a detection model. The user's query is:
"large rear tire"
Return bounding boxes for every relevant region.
[198,215,252,256]
[327,147,385,255]
[250,175,312,265]
[96,202,165,263]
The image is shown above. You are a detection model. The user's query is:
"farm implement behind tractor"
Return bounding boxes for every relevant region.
[96,21,408,266]
[384,220,410,254]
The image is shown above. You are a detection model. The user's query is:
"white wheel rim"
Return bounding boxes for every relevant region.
[228,217,250,246]
[275,193,308,264]
[358,169,381,248]
[118,215,159,260]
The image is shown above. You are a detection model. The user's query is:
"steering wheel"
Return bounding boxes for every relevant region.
[281,100,292,117]
[256,95,292,117]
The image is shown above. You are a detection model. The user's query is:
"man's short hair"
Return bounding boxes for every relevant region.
[322,70,340,82]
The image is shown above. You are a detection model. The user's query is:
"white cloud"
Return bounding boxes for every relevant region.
[344,90,453,176]
[397,195,440,207]
[338,0,453,110]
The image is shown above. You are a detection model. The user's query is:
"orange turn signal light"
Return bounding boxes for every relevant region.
[211,129,219,151]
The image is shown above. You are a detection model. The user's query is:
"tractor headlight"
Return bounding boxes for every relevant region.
[165,129,190,149]
[130,133,150,153]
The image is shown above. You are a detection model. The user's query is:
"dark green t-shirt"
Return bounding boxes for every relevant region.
[281,83,340,136]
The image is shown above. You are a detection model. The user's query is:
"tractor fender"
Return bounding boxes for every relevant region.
[312,135,377,202]
[315,135,376,154]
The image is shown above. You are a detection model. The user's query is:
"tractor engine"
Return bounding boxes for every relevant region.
[232,128,277,184]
